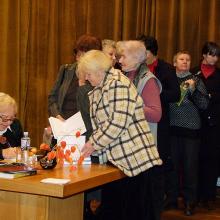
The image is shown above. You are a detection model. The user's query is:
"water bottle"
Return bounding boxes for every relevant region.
[21,132,31,164]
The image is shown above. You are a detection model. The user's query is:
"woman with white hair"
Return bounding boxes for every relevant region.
[119,40,162,144]
[0,92,23,160]
[119,40,163,220]
[78,50,162,220]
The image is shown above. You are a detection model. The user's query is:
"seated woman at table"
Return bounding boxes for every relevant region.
[78,50,162,220]
[0,92,23,160]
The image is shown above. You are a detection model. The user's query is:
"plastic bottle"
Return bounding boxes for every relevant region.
[21,132,31,164]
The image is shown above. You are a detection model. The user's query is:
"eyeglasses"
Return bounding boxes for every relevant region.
[0,114,15,123]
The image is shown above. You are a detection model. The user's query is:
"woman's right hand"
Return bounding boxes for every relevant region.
[2,147,17,159]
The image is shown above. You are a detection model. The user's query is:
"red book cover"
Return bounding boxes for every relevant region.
[0,162,37,179]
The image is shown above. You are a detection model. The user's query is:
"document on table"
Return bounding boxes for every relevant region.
[40,178,70,185]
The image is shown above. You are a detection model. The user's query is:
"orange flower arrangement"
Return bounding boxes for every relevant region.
[39,130,85,171]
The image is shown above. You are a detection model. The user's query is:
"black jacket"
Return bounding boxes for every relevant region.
[154,59,181,160]
[0,119,23,159]
[191,66,220,127]
[48,63,93,140]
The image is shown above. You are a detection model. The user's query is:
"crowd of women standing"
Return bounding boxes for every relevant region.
[1,33,220,220]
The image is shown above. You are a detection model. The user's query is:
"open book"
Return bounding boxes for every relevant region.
[49,112,86,139]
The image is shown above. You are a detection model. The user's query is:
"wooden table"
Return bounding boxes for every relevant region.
[0,164,125,220]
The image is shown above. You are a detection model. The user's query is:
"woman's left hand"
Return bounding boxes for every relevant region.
[185,79,196,91]
[2,147,17,159]
[81,141,95,158]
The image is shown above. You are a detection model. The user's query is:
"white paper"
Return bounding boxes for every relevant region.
[49,112,86,139]
[40,178,70,185]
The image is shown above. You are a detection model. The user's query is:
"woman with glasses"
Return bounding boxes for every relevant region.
[0,92,23,160]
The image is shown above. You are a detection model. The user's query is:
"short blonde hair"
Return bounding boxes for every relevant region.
[0,92,17,114]
[120,40,147,64]
[77,50,112,76]
[102,39,116,50]
[173,50,191,64]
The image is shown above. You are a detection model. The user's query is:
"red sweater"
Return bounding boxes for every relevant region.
[127,71,162,122]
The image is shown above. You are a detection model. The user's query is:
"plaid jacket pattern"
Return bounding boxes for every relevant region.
[88,68,162,177]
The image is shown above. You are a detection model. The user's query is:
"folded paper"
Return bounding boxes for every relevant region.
[49,112,86,139]
[40,178,70,185]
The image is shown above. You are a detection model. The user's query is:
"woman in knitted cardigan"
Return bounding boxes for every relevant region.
[168,51,209,216]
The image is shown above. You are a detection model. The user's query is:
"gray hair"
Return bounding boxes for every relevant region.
[120,40,147,63]
[102,39,116,50]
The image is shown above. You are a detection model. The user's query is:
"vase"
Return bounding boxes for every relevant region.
[39,155,57,169]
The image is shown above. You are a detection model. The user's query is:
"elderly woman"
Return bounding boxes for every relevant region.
[118,40,163,220]
[118,40,162,145]
[78,50,162,220]
[167,51,209,216]
[0,92,23,160]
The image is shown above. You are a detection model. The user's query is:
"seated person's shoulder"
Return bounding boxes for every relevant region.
[11,118,21,125]
[10,119,23,133]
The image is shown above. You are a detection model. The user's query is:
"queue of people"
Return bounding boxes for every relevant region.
[0,34,220,220]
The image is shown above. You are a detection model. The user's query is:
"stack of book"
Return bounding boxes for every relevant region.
[0,162,37,179]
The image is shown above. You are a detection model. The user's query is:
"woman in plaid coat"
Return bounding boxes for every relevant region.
[78,50,162,220]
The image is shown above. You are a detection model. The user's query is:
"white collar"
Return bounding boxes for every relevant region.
[0,126,11,135]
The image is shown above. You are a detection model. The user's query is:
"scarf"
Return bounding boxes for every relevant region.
[147,59,158,74]
[201,63,216,79]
